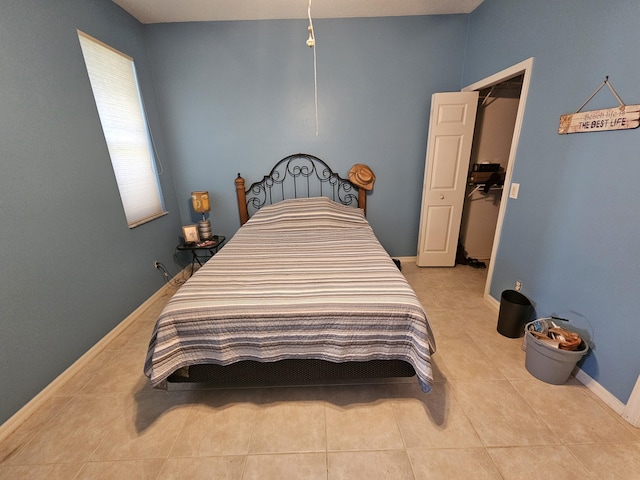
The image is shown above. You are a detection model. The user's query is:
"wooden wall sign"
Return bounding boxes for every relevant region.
[558,76,639,134]
[559,105,640,134]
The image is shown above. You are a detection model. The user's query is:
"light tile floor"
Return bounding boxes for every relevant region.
[1,262,639,479]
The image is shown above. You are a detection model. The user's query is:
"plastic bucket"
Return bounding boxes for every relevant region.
[524,326,589,384]
[497,290,533,338]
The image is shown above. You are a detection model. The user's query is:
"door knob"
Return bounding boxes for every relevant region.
[440,195,445,200]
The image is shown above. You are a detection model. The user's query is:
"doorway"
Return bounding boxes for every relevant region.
[458,75,523,267]
[461,58,534,300]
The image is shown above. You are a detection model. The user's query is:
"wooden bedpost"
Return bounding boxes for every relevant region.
[358,188,367,216]
[235,174,249,225]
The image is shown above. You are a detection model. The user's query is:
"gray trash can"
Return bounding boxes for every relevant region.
[524,321,589,384]
[497,290,533,338]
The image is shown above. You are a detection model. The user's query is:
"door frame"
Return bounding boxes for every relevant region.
[462,57,534,301]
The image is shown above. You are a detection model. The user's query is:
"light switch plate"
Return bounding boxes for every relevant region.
[509,182,520,199]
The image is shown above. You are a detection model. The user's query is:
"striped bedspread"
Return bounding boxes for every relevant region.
[144,197,436,392]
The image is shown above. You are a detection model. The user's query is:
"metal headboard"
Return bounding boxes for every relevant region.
[235,153,363,225]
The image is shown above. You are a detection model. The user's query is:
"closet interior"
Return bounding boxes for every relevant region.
[458,75,523,268]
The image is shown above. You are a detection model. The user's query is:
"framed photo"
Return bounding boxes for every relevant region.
[182,225,200,244]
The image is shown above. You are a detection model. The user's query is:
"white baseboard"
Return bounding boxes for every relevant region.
[573,367,638,426]
[484,294,500,311]
[622,374,640,427]
[394,256,417,264]
[0,272,185,443]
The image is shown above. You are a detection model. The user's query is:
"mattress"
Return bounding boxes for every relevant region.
[144,197,436,392]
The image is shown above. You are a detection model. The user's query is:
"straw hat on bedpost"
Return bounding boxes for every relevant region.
[349,164,375,214]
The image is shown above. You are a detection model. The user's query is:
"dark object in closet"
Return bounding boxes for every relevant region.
[482,172,503,193]
[455,243,486,268]
[472,163,500,172]
[468,170,505,185]
[466,258,486,269]
[456,243,469,265]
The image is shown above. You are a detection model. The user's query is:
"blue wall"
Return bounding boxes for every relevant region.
[0,0,181,423]
[463,0,640,403]
[143,15,469,255]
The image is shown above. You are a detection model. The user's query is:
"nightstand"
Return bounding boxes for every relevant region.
[177,235,226,275]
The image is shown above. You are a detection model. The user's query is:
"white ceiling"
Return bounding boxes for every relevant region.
[112,0,485,24]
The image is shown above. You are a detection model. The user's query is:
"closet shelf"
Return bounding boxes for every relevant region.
[467,184,504,197]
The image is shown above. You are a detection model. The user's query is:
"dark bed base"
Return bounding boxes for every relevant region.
[167,359,416,387]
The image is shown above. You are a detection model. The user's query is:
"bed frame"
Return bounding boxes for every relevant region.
[167,153,416,387]
[235,153,368,225]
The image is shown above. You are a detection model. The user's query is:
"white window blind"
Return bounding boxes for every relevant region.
[78,31,166,228]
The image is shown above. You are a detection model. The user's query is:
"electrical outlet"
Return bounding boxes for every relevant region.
[515,280,522,291]
[154,260,160,269]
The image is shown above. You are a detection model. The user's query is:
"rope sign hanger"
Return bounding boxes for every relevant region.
[574,76,625,113]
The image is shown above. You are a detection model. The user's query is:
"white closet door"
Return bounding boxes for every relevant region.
[417,91,478,267]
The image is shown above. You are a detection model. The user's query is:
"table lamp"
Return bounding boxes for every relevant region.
[191,191,213,240]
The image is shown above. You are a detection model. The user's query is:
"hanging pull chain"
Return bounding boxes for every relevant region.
[307,0,318,135]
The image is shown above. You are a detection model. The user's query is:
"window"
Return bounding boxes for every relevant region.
[78,31,166,228]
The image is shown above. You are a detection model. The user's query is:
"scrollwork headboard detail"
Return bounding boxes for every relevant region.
[235,153,374,225]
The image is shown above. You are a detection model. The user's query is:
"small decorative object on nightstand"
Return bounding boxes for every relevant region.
[182,224,200,244]
[177,235,226,275]
[191,191,213,240]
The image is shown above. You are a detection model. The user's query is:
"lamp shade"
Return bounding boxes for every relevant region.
[191,191,210,213]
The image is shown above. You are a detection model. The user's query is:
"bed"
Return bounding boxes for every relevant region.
[144,153,436,392]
